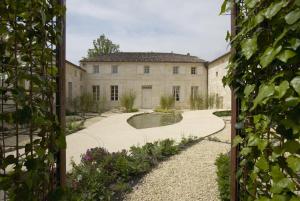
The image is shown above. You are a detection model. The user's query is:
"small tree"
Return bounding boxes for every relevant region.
[87,34,120,58]
[120,91,136,112]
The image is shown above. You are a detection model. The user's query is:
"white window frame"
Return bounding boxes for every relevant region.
[191,67,196,75]
[92,85,100,101]
[111,85,118,101]
[144,66,150,74]
[173,66,179,74]
[93,65,99,74]
[173,86,180,101]
[112,65,118,74]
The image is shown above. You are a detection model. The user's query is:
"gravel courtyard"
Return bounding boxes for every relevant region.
[125,116,231,201]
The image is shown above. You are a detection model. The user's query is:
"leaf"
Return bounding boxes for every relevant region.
[276,50,296,63]
[245,0,259,9]
[285,8,300,25]
[287,156,300,172]
[275,81,289,99]
[260,46,282,68]
[285,97,300,107]
[291,76,300,95]
[252,84,275,109]
[288,38,300,50]
[241,36,258,60]
[220,0,229,15]
[257,139,268,152]
[256,157,269,171]
[271,178,295,194]
[233,135,243,147]
[283,140,300,154]
[240,147,252,156]
[270,165,285,182]
[244,84,255,97]
[264,1,285,19]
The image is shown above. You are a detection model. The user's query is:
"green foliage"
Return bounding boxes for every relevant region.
[71,93,107,116]
[87,34,120,58]
[159,95,175,110]
[213,110,231,117]
[68,137,200,200]
[208,93,223,109]
[0,1,66,200]
[190,93,206,110]
[222,0,300,199]
[66,120,85,135]
[120,91,137,112]
[215,153,230,201]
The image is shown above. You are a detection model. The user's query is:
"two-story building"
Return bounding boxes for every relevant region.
[79,52,207,109]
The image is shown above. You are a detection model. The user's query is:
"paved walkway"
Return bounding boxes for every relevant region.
[66,110,225,171]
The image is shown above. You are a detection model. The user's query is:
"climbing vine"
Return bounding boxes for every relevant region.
[222,0,300,200]
[0,1,65,200]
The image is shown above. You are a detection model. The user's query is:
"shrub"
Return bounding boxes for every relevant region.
[208,93,216,109]
[120,91,137,112]
[66,120,85,135]
[68,137,200,200]
[215,153,230,201]
[213,110,231,117]
[190,94,206,110]
[159,95,175,110]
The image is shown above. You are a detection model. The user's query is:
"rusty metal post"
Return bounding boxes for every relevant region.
[56,0,66,187]
[230,1,239,201]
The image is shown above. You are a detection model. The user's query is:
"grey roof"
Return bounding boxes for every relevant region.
[80,52,206,63]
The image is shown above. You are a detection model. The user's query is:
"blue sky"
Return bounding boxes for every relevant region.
[66,0,230,64]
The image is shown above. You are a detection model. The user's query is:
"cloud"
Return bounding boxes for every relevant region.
[66,0,230,64]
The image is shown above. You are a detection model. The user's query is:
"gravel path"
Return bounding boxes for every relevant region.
[125,116,231,201]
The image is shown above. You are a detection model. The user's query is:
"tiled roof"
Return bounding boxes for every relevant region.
[80,52,206,63]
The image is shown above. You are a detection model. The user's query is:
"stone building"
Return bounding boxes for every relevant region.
[65,52,231,110]
[208,52,231,109]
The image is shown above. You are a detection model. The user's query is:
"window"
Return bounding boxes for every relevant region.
[92,85,100,101]
[144,66,150,74]
[68,82,72,102]
[216,71,218,77]
[173,86,180,101]
[191,67,196,75]
[173,66,179,74]
[191,86,199,98]
[93,65,99,74]
[111,85,118,101]
[80,72,83,81]
[112,65,118,74]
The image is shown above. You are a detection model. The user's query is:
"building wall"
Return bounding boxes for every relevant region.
[208,53,231,109]
[65,62,86,109]
[80,62,207,109]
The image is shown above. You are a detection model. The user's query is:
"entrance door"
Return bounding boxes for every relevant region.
[142,85,152,109]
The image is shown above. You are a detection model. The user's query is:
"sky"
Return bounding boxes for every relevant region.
[66,0,230,65]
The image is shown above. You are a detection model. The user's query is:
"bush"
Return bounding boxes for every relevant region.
[120,91,137,112]
[68,137,200,200]
[215,153,230,201]
[66,120,85,135]
[190,94,206,110]
[213,110,231,117]
[159,95,175,110]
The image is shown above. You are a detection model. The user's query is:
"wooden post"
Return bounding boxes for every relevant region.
[230,1,239,201]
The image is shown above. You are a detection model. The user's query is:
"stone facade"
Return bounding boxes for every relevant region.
[65,61,86,109]
[65,52,231,110]
[208,52,231,109]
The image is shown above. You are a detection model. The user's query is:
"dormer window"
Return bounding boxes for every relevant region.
[144,66,150,74]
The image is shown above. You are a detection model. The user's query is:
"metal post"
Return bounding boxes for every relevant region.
[230,1,239,201]
[56,0,66,187]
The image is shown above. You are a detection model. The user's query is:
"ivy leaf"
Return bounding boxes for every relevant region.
[283,140,300,154]
[290,76,300,95]
[252,84,275,110]
[260,46,282,68]
[285,8,300,25]
[245,0,259,9]
[256,157,269,171]
[240,147,252,156]
[287,156,300,172]
[241,36,258,60]
[285,97,300,107]
[255,197,270,201]
[270,165,285,182]
[220,0,229,15]
[264,1,285,19]
[276,50,296,63]
[275,81,289,99]
[288,38,300,50]
[233,135,243,147]
[257,139,268,152]
[244,84,255,97]
[271,178,295,194]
